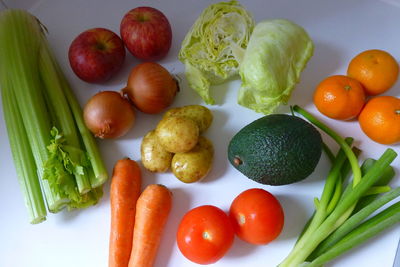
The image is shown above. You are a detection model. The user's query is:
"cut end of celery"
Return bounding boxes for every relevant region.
[30,215,47,224]
[90,173,108,188]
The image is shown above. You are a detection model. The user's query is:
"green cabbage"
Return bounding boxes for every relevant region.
[179,0,254,104]
[238,19,314,114]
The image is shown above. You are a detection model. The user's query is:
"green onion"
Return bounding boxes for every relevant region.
[306,201,400,267]
[284,138,354,263]
[309,186,399,260]
[279,106,398,267]
[292,105,362,186]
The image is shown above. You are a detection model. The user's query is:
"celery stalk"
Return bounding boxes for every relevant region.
[39,43,91,194]
[1,77,47,224]
[0,9,108,217]
[0,9,68,211]
[48,49,108,188]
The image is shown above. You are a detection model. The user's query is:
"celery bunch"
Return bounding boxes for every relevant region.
[279,106,399,266]
[0,9,108,223]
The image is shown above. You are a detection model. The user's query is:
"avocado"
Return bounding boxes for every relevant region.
[228,114,322,185]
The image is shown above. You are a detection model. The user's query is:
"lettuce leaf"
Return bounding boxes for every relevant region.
[238,19,314,114]
[179,0,254,104]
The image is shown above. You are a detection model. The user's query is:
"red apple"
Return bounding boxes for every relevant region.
[68,28,126,83]
[120,7,172,61]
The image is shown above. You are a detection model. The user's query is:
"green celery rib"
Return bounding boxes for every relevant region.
[1,77,47,224]
[48,47,108,188]
[0,9,107,216]
[0,9,68,211]
[307,201,400,267]
[39,42,91,194]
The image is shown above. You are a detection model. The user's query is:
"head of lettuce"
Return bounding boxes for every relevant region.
[238,19,314,114]
[178,0,255,105]
[179,1,313,114]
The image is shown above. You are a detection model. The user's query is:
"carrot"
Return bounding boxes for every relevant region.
[109,158,142,267]
[128,184,173,267]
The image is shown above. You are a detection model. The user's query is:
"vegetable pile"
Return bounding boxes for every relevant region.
[0,1,399,267]
[0,9,108,223]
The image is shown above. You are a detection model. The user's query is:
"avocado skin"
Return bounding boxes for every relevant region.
[228,114,322,185]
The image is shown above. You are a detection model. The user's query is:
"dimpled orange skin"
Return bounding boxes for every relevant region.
[358,96,400,145]
[347,49,399,96]
[313,75,366,120]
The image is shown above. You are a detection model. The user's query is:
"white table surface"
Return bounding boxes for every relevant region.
[0,0,399,266]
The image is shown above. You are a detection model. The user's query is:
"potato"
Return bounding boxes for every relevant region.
[171,137,214,183]
[141,130,173,172]
[163,105,213,133]
[156,115,199,153]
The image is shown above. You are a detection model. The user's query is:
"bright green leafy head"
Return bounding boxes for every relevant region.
[238,19,314,114]
[179,0,254,104]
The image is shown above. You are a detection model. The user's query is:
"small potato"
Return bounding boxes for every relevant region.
[163,105,213,133]
[156,116,199,153]
[141,130,173,172]
[171,137,214,183]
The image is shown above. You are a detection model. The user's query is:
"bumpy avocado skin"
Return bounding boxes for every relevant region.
[228,114,322,185]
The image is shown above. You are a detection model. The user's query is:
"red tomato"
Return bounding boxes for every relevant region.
[229,188,284,245]
[176,205,234,265]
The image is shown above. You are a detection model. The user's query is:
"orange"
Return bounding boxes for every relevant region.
[347,49,399,95]
[358,96,400,145]
[313,75,366,120]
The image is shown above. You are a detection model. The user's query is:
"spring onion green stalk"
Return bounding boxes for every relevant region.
[306,158,395,260]
[279,106,398,267]
[309,187,399,260]
[306,202,400,267]
[322,142,335,163]
[1,77,47,224]
[286,138,354,260]
[292,105,362,186]
[354,159,395,212]
[0,9,108,221]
